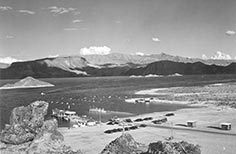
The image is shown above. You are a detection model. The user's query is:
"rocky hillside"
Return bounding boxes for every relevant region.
[100,133,148,154]
[126,61,236,75]
[0,101,82,154]
[0,76,54,89]
[83,52,236,66]
[0,58,87,79]
[0,63,9,69]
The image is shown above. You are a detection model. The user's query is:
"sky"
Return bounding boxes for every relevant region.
[0,0,236,61]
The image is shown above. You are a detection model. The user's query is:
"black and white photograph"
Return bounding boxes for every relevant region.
[0,0,236,153]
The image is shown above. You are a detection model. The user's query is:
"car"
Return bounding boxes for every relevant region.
[134,118,143,122]
[104,130,113,134]
[139,124,147,128]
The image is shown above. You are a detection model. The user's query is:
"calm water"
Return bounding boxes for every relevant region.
[1,75,235,129]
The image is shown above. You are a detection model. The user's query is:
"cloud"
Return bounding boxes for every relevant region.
[0,6,12,11]
[19,10,35,15]
[0,57,21,64]
[135,52,150,56]
[152,37,160,42]
[6,35,14,39]
[115,20,121,24]
[202,54,208,60]
[47,6,77,16]
[211,51,232,60]
[80,46,111,55]
[136,52,145,56]
[225,30,235,36]
[72,19,82,23]
[64,28,77,31]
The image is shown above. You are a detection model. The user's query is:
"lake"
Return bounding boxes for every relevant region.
[1,74,236,129]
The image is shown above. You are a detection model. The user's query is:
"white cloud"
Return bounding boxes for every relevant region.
[0,57,21,64]
[80,46,111,55]
[152,37,160,42]
[135,52,150,56]
[115,20,121,24]
[19,10,35,15]
[211,51,232,60]
[0,6,12,11]
[6,35,14,39]
[72,19,82,23]
[47,6,77,16]
[74,11,80,15]
[64,28,77,31]
[202,54,208,60]
[225,30,235,36]
[136,52,145,56]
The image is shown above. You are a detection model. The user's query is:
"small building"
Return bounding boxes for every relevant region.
[64,111,76,121]
[87,119,97,126]
[187,120,197,127]
[220,123,231,130]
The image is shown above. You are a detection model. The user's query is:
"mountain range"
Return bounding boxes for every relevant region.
[0,53,236,79]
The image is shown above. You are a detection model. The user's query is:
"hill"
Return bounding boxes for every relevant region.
[0,76,54,89]
[83,52,236,66]
[0,57,89,79]
[0,54,236,79]
[126,61,236,75]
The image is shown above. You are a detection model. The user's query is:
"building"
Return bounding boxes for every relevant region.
[220,123,231,130]
[187,120,197,127]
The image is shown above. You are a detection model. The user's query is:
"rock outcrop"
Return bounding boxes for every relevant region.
[142,140,201,154]
[1,101,49,144]
[0,101,83,154]
[101,133,201,154]
[100,133,148,154]
[27,119,82,154]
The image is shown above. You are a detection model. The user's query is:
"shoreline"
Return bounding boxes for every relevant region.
[59,105,236,154]
[58,82,236,154]
[0,85,54,90]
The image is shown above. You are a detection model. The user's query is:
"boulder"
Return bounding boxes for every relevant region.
[0,101,49,144]
[143,140,201,154]
[0,141,31,154]
[27,119,82,154]
[100,133,148,154]
[0,101,83,154]
[0,119,82,154]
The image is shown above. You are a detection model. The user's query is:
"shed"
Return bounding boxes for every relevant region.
[220,123,231,130]
[87,119,97,126]
[187,120,197,127]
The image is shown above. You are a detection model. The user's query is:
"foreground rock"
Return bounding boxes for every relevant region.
[1,101,49,144]
[100,133,201,154]
[143,141,201,154]
[100,133,148,154]
[0,101,83,154]
[27,119,82,154]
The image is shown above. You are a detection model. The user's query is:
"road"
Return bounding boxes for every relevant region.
[147,124,236,136]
